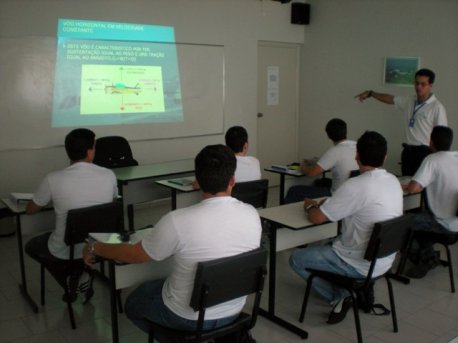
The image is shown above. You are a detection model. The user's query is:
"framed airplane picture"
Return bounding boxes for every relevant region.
[383,56,419,87]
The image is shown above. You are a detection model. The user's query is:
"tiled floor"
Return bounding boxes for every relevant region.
[1,187,457,343]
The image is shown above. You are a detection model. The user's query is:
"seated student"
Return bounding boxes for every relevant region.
[25,128,118,302]
[403,126,458,278]
[285,118,358,203]
[289,131,403,324]
[225,126,262,182]
[83,145,262,340]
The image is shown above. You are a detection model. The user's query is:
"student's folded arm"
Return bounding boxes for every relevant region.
[406,180,423,194]
[307,207,328,224]
[306,164,324,177]
[86,241,152,266]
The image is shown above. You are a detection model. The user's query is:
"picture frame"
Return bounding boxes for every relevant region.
[383,56,419,87]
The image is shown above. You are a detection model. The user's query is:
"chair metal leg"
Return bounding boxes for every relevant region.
[40,265,45,306]
[350,291,363,343]
[148,331,155,343]
[445,246,455,293]
[63,288,77,329]
[386,277,398,332]
[117,290,123,313]
[299,276,314,322]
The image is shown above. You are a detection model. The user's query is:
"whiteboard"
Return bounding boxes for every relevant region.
[0,37,225,151]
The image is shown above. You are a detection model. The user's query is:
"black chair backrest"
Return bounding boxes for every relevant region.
[232,179,269,209]
[93,136,138,169]
[64,201,124,247]
[364,214,413,262]
[349,170,361,178]
[189,247,268,312]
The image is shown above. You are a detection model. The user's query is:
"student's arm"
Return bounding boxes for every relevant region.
[406,180,423,194]
[26,201,42,215]
[354,90,394,104]
[303,198,328,224]
[302,164,324,177]
[83,241,152,266]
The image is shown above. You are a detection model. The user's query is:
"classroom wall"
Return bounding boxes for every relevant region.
[2,0,457,198]
[298,0,458,173]
[0,0,304,197]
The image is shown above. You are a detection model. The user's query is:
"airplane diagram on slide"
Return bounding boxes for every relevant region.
[80,64,165,115]
[105,83,142,95]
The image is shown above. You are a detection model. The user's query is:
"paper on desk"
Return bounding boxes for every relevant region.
[89,233,122,244]
[10,193,33,204]
[89,227,154,245]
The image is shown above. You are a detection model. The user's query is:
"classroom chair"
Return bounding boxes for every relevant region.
[298,214,413,343]
[232,179,269,209]
[26,201,124,329]
[93,136,138,169]
[93,135,138,230]
[147,247,268,343]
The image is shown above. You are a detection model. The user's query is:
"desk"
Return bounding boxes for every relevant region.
[114,159,195,204]
[113,159,194,227]
[91,229,173,343]
[264,167,318,205]
[258,201,338,339]
[1,198,54,313]
[155,177,200,210]
[399,176,422,211]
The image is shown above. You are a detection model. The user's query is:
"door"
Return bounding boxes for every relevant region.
[257,42,300,186]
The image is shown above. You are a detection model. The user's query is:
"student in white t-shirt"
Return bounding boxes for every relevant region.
[25,128,118,303]
[285,118,358,203]
[403,126,458,278]
[289,131,403,325]
[82,145,262,339]
[225,126,261,182]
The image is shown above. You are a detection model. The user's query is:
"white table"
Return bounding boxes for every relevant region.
[155,176,201,210]
[113,159,195,228]
[92,228,173,343]
[258,201,338,339]
[1,198,54,313]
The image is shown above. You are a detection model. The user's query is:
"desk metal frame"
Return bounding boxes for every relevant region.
[114,160,194,228]
[1,199,54,313]
[258,202,338,339]
[155,178,199,210]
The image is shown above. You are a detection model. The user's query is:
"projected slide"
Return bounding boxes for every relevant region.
[52,19,182,127]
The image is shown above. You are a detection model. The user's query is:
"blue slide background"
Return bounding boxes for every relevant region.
[52,19,183,127]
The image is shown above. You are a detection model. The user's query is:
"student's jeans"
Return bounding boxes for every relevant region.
[409,211,450,264]
[125,279,239,342]
[289,244,364,303]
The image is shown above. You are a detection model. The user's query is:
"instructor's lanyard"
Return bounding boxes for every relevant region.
[408,100,427,128]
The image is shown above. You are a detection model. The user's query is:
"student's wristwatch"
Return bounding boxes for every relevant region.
[86,238,97,258]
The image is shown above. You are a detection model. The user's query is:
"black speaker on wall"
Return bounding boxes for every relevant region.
[291,3,310,25]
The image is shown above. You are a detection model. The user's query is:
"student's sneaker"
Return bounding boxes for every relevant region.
[78,269,95,304]
[62,271,80,303]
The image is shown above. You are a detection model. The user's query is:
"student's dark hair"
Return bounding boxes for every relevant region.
[356,131,387,167]
[325,118,347,142]
[195,144,236,194]
[225,126,248,153]
[431,126,453,151]
[64,128,95,161]
[415,68,435,84]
